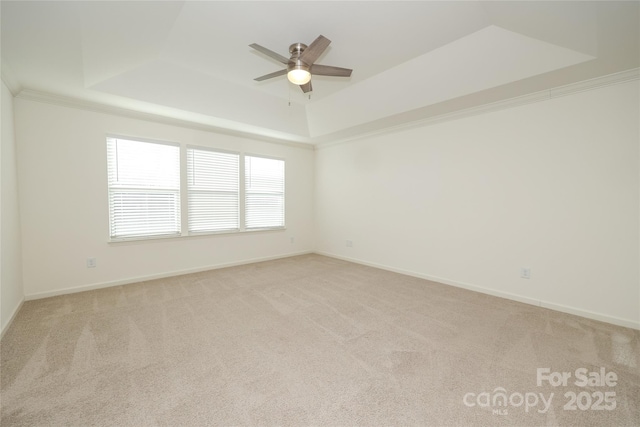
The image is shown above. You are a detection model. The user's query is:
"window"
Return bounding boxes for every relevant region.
[107,137,181,240]
[187,147,239,233]
[107,137,285,241]
[245,155,285,229]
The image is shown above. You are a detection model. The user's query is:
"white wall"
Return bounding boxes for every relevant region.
[15,99,315,298]
[315,80,640,329]
[1,80,24,334]
[9,78,640,330]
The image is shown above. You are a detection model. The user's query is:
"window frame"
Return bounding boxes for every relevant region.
[186,145,241,235]
[106,135,182,242]
[106,136,286,243]
[244,153,286,231]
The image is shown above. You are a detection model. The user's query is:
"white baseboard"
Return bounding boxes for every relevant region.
[21,249,640,331]
[1,297,25,340]
[25,250,313,301]
[316,251,640,331]
[538,301,639,331]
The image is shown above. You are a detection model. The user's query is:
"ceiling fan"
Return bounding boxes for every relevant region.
[250,35,352,93]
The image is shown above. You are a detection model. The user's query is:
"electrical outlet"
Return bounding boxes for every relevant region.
[290,237,295,244]
[86,257,97,268]
[346,240,353,247]
[520,267,531,279]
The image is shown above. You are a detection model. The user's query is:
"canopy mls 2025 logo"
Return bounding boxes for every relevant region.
[463,367,618,416]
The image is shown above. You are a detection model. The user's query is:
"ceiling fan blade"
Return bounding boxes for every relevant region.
[299,35,331,65]
[310,64,352,77]
[249,43,289,65]
[300,81,312,93]
[254,69,287,81]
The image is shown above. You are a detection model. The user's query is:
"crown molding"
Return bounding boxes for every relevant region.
[15,89,314,150]
[550,68,639,99]
[316,68,640,150]
[316,91,551,150]
[11,68,638,151]
[1,61,23,96]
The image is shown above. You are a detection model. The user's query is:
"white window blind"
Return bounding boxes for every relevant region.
[245,155,285,229]
[107,137,181,240]
[187,147,239,233]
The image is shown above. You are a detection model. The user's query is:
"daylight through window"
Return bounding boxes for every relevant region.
[187,147,240,233]
[107,137,285,240]
[107,137,181,240]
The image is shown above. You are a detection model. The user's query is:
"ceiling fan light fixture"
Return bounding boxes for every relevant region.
[287,67,311,85]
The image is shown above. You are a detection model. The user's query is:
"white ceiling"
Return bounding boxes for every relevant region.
[2,1,638,144]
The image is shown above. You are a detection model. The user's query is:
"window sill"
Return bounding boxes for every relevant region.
[108,227,286,244]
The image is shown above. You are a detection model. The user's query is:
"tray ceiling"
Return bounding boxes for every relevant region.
[2,1,638,144]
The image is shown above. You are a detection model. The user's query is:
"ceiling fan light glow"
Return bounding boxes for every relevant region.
[287,68,311,85]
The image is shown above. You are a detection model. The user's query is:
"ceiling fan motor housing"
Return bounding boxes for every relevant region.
[288,43,310,73]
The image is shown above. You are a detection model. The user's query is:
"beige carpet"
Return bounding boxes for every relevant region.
[1,254,638,426]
